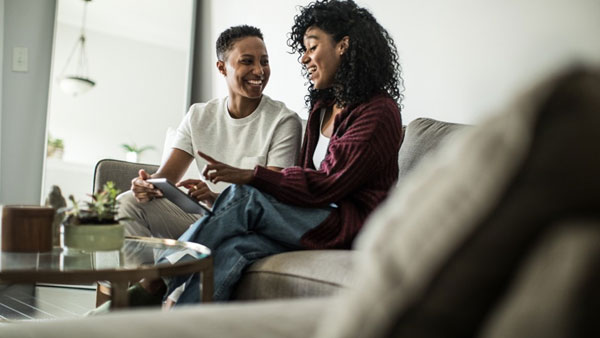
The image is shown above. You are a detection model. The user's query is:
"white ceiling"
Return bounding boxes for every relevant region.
[56,0,194,50]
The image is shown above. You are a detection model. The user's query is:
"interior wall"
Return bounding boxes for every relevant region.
[0,0,56,205]
[375,0,600,124]
[206,0,600,124]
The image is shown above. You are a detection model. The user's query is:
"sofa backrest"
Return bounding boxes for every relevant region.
[93,159,158,194]
[397,118,467,183]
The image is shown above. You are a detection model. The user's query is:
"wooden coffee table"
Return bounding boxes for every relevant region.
[0,236,212,319]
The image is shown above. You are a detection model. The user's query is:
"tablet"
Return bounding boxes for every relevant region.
[147,178,212,215]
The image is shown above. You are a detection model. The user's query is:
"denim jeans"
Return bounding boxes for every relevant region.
[164,184,332,303]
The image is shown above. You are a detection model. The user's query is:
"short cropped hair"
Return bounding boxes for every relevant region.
[216,25,264,61]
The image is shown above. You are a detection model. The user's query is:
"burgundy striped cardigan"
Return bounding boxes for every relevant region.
[250,94,403,249]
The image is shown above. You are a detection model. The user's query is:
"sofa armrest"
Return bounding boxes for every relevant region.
[93,159,159,194]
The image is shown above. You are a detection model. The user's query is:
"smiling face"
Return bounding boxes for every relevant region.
[217,36,270,100]
[301,27,348,90]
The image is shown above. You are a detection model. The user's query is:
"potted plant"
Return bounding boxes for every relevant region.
[47,135,65,159]
[121,143,155,162]
[61,181,126,251]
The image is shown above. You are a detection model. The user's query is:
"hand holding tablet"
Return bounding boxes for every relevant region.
[147,178,212,215]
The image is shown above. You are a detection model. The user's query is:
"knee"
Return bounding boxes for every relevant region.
[212,184,261,212]
[221,184,262,203]
[117,190,138,216]
[223,184,258,197]
[117,191,150,236]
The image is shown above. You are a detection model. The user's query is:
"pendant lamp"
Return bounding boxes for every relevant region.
[59,0,95,96]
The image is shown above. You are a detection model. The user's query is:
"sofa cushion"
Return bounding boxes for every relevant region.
[233,250,355,300]
[314,68,600,338]
[480,219,600,338]
[397,118,467,183]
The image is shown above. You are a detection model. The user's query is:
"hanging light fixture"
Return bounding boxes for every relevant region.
[59,0,95,96]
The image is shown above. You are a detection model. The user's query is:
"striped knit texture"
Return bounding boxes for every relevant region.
[251,94,403,249]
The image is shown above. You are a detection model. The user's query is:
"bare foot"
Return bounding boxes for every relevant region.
[163,298,177,310]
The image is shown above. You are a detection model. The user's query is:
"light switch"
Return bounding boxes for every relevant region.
[13,47,28,72]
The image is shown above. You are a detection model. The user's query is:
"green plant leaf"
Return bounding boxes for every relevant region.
[63,181,122,225]
[121,143,155,154]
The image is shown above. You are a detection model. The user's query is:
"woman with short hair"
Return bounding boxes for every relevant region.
[119,25,302,240]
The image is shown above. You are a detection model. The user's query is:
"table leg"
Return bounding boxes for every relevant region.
[110,281,129,308]
[201,260,213,303]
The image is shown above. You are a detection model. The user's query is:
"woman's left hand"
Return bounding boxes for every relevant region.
[198,151,254,185]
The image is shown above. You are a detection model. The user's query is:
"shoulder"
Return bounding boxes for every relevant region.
[187,98,225,121]
[189,97,223,114]
[260,95,300,121]
[336,95,402,143]
[355,95,399,116]
[348,94,401,126]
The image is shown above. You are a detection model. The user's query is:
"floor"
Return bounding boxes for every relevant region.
[0,284,96,321]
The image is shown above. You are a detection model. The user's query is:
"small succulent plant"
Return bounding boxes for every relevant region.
[47,135,65,158]
[47,136,64,149]
[61,181,123,225]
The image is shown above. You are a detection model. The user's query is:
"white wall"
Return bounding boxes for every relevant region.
[0,0,56,205]
[374,0,600,124]
[207,0,600,124]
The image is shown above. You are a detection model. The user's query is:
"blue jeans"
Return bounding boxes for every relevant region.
[164,184,332,303]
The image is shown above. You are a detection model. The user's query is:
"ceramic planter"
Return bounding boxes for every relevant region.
[63,223,124,251]
[125,151,138,162]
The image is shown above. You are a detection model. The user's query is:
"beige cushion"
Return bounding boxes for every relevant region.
[0,298,328,338]
[480,219,600,338]
[314,68,600,338]
[234,250,355,300]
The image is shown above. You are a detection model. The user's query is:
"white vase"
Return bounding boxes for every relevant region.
[125,151,138,162]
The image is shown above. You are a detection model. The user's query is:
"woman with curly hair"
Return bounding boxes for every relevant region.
[113,0,404,307]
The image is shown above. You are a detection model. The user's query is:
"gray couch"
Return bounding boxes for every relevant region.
[92,118,465,301]
[1,68,598,337]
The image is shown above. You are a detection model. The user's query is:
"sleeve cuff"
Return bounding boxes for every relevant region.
[250,166,283,192]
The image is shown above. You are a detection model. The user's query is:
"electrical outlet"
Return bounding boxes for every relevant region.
[13,47,29,72]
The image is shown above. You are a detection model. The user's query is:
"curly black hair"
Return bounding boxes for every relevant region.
[216,25,264,61]
[288,0,403,109]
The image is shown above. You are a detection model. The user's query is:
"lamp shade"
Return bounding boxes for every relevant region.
[59,76,96,96]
